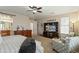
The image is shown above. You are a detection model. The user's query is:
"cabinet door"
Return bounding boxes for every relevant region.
[23,30,28,36]
[27,30,32,37]
[1,30,10,36]
[14,31,22,35]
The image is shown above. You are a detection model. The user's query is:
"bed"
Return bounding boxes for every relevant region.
[0,35,44,53]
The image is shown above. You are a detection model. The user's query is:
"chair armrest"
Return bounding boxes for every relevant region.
[52,39,69,53]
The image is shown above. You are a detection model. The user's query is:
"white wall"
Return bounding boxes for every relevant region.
[12,14,32,30]
[13,14,38,35]
[32,21,37,36]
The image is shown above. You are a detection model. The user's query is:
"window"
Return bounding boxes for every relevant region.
[0,22,3,30]
[0,21,12,30]
[0,13,13,30]
[60,17,69,34]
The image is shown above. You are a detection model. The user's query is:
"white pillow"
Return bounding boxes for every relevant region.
[0,36,3,44]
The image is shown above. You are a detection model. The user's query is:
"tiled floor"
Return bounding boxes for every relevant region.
[32,35,56,53]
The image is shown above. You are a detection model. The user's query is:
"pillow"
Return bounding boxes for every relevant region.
[0,35,3,44]
[61,37,70,45]
[60,33,70,44]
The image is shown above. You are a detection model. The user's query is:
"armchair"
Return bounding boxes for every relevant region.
[52,38,69,53]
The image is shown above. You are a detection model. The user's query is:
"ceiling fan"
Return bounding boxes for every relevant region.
[27,6,42,14]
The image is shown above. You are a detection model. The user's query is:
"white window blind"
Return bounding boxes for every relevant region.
[60,17,69,34]
[0,13,14,30]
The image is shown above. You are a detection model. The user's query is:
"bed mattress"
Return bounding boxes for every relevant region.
[0,35,26,53]
[0,35,44,53]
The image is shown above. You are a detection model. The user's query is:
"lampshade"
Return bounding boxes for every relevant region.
[71,20,76,23]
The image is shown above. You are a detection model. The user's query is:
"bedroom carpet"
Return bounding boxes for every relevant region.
[32,35,56,53]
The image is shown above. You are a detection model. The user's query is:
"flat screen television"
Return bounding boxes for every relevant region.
[46,25,56,32]
[49,25,56,32]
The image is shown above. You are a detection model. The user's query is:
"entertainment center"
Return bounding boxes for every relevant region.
[43,22,59,38]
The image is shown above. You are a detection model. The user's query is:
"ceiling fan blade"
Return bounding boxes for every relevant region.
[29,6,32,8]
[29,6,34,9]
[29,6,37,9]
[37,7,42,10]
[32,6,37,8]
[37,11,42,13]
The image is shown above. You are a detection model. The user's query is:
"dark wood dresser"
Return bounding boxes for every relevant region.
[14,30,32,37]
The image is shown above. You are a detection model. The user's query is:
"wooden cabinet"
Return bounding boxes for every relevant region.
[26,30,32,37]
[0,30,10,36]
[14,30,32,37]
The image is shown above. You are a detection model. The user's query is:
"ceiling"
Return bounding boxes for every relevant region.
[0,6,79,20]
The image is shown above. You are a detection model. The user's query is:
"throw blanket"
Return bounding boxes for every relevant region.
[0,35,44,53]
[19,38,36,53]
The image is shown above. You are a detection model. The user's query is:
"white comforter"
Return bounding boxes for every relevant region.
[0,35,44,53]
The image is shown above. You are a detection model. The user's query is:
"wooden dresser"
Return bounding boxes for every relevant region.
[0,30,10,36]
[14,30,32,37]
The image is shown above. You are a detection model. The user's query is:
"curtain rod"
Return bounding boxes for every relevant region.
[0,12,16,16]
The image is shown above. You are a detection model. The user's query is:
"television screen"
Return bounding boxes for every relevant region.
[49,25,56,32]
[46,25,56,32]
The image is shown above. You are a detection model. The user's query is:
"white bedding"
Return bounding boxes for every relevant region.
[0,35,44,53]
[68,36,79,52]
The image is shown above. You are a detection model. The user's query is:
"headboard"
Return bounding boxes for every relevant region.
[0,30,10,36]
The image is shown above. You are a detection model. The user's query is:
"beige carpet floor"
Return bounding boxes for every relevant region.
[32,35,56,53]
